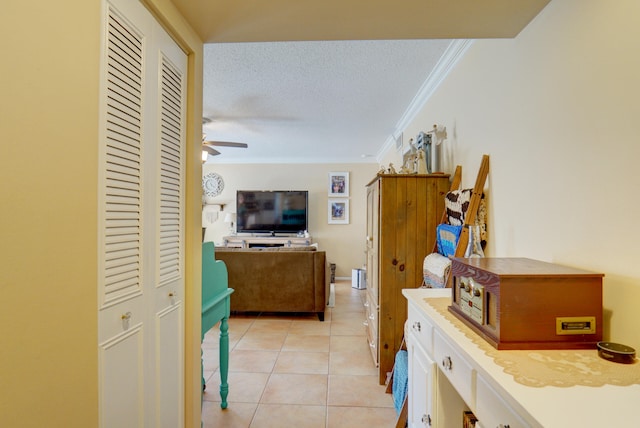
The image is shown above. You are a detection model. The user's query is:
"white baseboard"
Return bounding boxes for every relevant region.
[327,283,336,307]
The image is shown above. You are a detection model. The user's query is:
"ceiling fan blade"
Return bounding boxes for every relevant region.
[204,141,248,148]
[202,145,221,156]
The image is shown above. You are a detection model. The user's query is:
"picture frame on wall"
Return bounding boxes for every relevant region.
[328,198,349,224]
[328,171,349,197]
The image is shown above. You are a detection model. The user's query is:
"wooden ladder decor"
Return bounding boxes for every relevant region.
[391,154,490,428]
[430,164,463,254]
[451,154,490,259]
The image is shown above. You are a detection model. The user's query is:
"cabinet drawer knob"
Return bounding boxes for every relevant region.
[412,321,421,332]
[442,355,453,371]
[497,425,510,428]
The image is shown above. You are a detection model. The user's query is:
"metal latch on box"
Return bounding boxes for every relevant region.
[555,316,596,335]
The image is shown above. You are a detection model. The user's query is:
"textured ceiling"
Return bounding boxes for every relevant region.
[202,39,454,163]
[171,0,551,163]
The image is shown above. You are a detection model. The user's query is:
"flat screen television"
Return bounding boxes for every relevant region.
[236,190,308,235]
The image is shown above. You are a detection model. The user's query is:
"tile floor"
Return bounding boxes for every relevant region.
[201,279,398,427]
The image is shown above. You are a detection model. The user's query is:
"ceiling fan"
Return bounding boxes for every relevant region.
[202,116,249,158]
[202,138,248,157]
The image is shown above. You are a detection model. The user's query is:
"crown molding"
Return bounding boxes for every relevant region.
[377,39,474,162]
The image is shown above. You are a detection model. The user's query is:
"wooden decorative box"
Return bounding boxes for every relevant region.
[448,257,603,350]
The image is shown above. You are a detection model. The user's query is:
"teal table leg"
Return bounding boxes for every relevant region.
[201,344,206,393]
[219,316,230,409]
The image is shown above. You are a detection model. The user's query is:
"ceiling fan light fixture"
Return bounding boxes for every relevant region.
[202,145,221,156]
[202,150,208,162]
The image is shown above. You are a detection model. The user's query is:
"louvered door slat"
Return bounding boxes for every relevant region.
[106,176,139,191]
[105,160,141,178]
[105,274,139,294]
[106,93,141,123]
[160,182,179,193]
[105,127,141,150]
[161,142,180,157]
[105,209,139,220]
[159,224,180,234]
[105,245,138,259]
[107,17,142,70]
[105,239,140,252]
[106,114,141,138]
[105,227,140,237]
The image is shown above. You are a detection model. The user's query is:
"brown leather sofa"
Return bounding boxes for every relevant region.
[214,246,330,321]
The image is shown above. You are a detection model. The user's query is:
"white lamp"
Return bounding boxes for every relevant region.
[223,212,236,235]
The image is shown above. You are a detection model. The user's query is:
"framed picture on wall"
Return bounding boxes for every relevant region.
[328,171,349,197]
[328,198,349,224]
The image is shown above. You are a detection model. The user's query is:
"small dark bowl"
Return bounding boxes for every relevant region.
[597,341,636,364]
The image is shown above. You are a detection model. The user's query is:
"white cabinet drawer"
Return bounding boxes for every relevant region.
[407,302,434,355]
[433,329,475,408]
[476,374,530,428]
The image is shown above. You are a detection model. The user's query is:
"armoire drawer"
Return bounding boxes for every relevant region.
[366,318,379,366]
[364,291,378,334]
[364,290,379,366]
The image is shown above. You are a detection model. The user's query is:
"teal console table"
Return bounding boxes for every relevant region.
[201,242,234,408]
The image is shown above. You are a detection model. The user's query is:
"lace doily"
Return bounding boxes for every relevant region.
[426,297,640,388]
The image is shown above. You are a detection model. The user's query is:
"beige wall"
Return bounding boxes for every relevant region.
[0,0,203,426]
[203,163,378,277]
[0,1,101,425]
[383,0,640,350]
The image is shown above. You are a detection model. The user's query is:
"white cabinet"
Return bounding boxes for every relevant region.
[403,288,640,428]
[405,288,532,428]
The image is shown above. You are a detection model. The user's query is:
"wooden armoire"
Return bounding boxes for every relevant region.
[365,173,450,384]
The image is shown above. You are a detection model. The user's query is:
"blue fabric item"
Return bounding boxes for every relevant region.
[436,223,463,257]
[392,350,409,415]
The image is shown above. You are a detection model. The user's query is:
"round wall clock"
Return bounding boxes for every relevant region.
[202,172,224,197]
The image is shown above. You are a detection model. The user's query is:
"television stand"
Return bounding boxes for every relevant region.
[222,235,313,248]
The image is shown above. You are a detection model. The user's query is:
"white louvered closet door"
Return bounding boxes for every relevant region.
[98,0,186,427]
